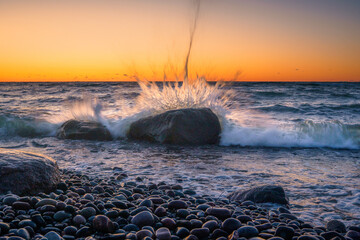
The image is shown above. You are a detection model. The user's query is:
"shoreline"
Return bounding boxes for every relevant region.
[1,169,359,240]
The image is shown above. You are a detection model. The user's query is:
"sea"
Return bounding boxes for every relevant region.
[0,81,359,226]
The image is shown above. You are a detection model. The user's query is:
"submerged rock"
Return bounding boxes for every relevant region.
[0,148,60,195]
[227,185,289,205]
[57,120,112,141]
[127,108,221,145]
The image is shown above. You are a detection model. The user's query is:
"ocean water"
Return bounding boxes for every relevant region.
[0,81,359,226]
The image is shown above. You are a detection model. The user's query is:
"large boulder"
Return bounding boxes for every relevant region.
[57,120,112,141]
[0,148,60,195]
[127,108,221,145]
[228,185,289,205]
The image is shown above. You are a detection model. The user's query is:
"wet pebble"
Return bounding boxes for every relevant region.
[156,227,171,240]
[131,211,154,227]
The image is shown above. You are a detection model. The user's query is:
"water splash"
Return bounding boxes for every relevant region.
[49,97,106,124]
[221,119,360,149]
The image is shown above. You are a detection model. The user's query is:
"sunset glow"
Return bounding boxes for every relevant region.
[1,0,360,82]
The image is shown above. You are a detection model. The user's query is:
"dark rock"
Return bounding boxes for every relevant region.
[31,214,46,227]
[260,233,276,239]
[12,202,31,210]
[228,230,239,240]
[80,207,96,219]
[156,227,172,240]
[93,215,114,233]
[17,228,30,240]
[155,206,167,217]
[176,227,190,238]
[76,226,91,237]
[136,229,154,239]
[57,120,112,141]
[237,215,253,223]
[18,220,36,229]
[211,229,228,239]
[205,208,232,220]
[44,231,62,240]
[35,198,57,208]
[202,220,219,232]
[127,108,221,145]
[64,226,77,236]
[321,231,345,240]
[123,224,139,232]
[326,220,346,233]
[161,218,177,230]
[279,213,297,220]
[222,218,242,233]
[184,235,199,240]
[297,236,319,240]
[190,228,210,239]
[73,215,86,226]
[168,200,188,210]
[53,211,72,222]
[237,226,259,238]
[346,230,360,240]
[0,148,60,195]
[228,185,289,205]
[2,196,18,205]
[131,211,154,227]
[275,226,295,240]
[256,223,272,231]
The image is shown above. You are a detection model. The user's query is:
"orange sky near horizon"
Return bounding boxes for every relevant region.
[1,0,360,82]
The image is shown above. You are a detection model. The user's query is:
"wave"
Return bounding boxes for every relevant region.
[221,120,360,149]
[1,80,359,150]
[0,115,57,138]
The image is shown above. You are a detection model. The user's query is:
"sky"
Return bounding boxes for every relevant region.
[1,0,360,82]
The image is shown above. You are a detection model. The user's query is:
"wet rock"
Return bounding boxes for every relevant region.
[297,236,319,240]
[222,218,242,233]
[131,211,154,227]
[190,228,210,239]
[156,227,172,240]
[0,148,60,195]
[326,220,346,233]
[346,230,360,240]
[44,231,62,240]
[35,198,57,208]
[237,226,259,238]
[12,201,31,210]
[161,218,177,230]
[128,108,221,145]
[176,227,190,238]
[237,215,252,223]
[202,220,219,232]
[136,229,154,239]
[228,185,289,205]
[57,120,112,141]
[92,215,114,233]
[205,207,232,220]
[17,228,30,240]
[185,235,199,240]
[168,200,188,210]
[73,215,87,226]
[64,226,77,236]
[53,211,72,222]
[275,226,295,240]
[80,207,96,219]
[320,231,345,240]
[2,195,18,205]
[155,206,167,217]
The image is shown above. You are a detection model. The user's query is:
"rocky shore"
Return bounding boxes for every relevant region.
[0,169,359,240]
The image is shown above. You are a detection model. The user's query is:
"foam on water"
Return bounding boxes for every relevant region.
[221,117,360,149]
[1,79,359,150]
